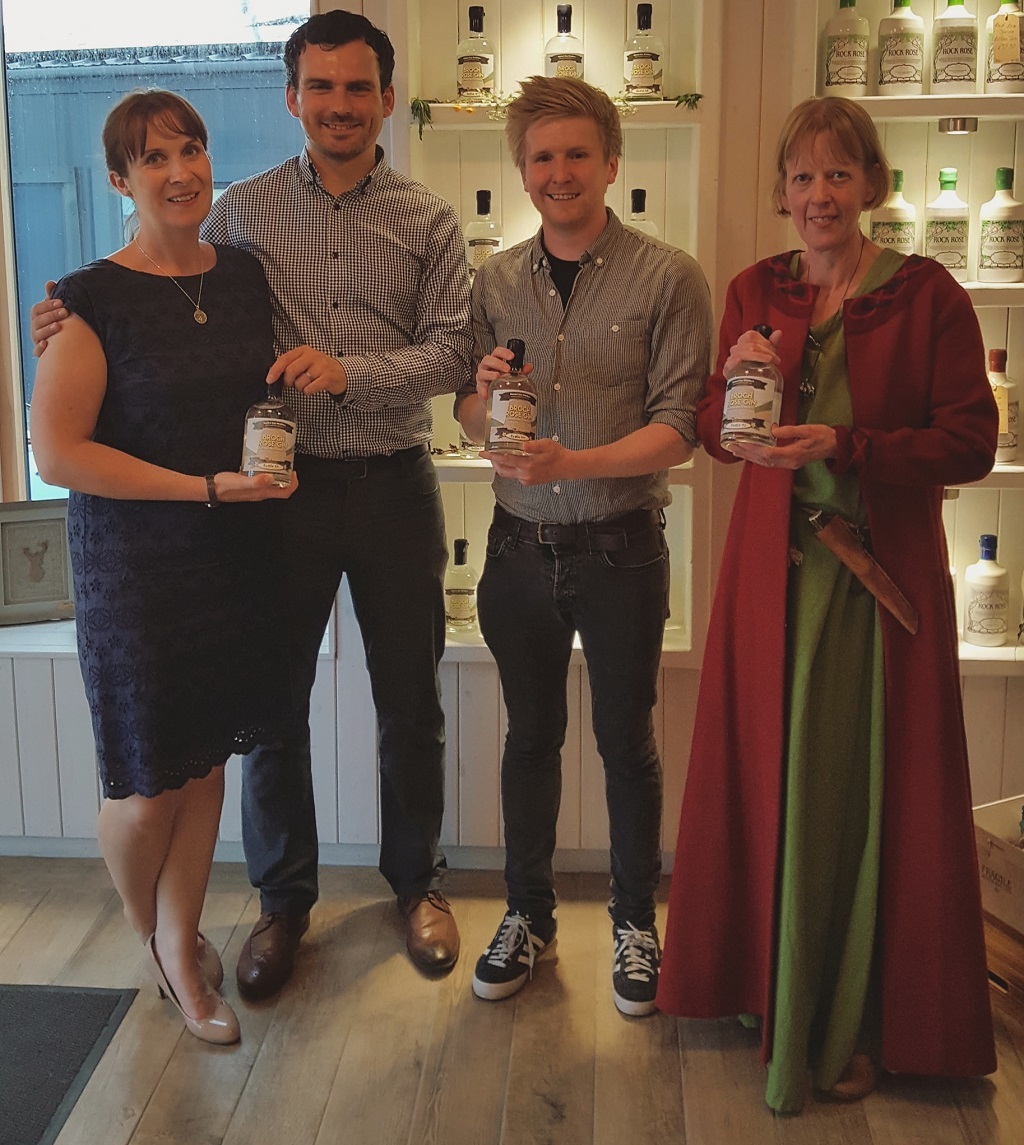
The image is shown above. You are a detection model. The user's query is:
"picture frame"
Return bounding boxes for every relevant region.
[0,499,75,625]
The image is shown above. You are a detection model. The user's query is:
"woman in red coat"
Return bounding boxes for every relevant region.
[656,97,998,1113]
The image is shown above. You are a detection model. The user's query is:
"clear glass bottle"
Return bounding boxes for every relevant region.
[987,349,1020,463]
[878,0,925,95]
[986,1,1024,92]
[964,534,1009,647]
[870,169,916,253]
[624,3,664,100]
[720,324,784,450]
[484,338,538,454]
[545,4,584,80]
[823,0,869,96]
[924,168,969,282]
[456,5,495,103]
[464,189,503,284]
[445,538,479,629]
[979,167,1024,282]
[628,188,659,237]
[932,0,978,94]
[240,380,297,487]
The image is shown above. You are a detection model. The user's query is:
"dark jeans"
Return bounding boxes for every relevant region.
[477,508,669,932]
[241,446,449,914]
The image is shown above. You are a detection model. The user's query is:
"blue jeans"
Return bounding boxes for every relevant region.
[241,447,448,913]
[477,509,669,931]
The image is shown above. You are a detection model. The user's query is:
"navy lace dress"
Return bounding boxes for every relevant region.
[56,245,284,799]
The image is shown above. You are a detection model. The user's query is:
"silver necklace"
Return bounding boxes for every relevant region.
[133,238,207,324]
[799,233,866,397]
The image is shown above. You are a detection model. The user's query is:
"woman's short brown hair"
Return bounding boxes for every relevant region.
[771,96,891,216]
[102,89,208,178]
[505,75,622,171]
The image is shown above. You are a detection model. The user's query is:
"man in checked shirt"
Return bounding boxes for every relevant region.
[32,10,469,998]
[456,76,713,1017]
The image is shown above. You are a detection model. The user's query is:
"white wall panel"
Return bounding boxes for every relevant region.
[963,675,1009,806]
[14,659,61,837]
[0,659,24,836]
[336,581,379,845]
[458,660,503,846]
[52,658,98,839]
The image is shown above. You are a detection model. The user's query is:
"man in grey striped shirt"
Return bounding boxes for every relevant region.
[457,76,712,1017]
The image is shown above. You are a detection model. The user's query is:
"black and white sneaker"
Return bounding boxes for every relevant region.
[612,922,661,1017]
[472,912,556,1001]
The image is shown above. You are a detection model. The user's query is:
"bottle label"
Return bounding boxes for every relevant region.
[993,384,1010,432]
[624,50,663,95]
[486,386,538,448]
[547,52,583,78]
[979,218,1024,270]
[1001,397,1020,457]
[720,375,781,448]
[993,13,1023,64]
[825,34,868,87]
[966,585,1009,638]
[879,31,924,86]
[871,219,915,253]
[457,53,494,97]
[925,219,968,270]
[445,587,477,625]
[933,29,978,84]
[468,237,502,267]
[242,416,297,476]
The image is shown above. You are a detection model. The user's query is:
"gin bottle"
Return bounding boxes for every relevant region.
[979,167,1024,282]
[986,1,1024,92]
[924,168,969,281]
[720,324,784,451]
[456,6,495,103]
[964,534,1009,647]
[465,189,503,283]
[545,4,584,80]
[823,0,869,96]
[624,4,664,100]
[629,189,659,237]
[240,380,297,487]
[484,338,538,455]
[445,538,479,629]
[932,0,978,93]
[987,349,1020,463]
[870,169,916,253]
[878,0,925,95]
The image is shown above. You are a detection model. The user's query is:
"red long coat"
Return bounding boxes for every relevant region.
[657,253,998,1077]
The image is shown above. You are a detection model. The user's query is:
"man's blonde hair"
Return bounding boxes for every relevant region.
[505,76,622,170]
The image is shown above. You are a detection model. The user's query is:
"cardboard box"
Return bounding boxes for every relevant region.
[974,796,1024,940]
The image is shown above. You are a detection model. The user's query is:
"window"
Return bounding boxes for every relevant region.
[1,1,312,499]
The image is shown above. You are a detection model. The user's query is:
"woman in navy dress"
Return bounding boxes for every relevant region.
[30,90,296,1044]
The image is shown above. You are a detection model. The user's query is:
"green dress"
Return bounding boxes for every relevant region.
[764,248,902,1114]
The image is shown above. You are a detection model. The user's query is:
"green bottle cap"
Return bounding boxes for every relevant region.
[839,0,856,8]
[996,167,1014,191]
[938,167,958,190]
[892,169,904,192]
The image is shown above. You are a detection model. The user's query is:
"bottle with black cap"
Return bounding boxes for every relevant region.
[464,189,503,283]
[720,324,784,450]
[445,538,479,629]
[628,189,659,237]
[457,6,495,103]
[484,338,537,454]
[624,4,665,99]
[240,379,297,486]
[545,4,584,79]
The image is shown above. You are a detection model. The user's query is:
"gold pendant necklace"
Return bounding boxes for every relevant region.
[134,238,207,324]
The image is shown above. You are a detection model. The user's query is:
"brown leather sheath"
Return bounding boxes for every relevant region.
[806,510,919,635]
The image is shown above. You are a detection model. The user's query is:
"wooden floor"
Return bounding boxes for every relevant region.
[2,858,1023,1145]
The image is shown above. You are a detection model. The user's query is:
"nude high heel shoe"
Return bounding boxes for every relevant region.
[146,935,240,1045]
[197,932,224,990]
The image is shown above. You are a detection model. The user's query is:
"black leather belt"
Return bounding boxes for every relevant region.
[297,444,426,480]
[493,504,662,552]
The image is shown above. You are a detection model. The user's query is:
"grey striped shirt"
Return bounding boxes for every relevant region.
[464,210,712,523]
[203,147,472,459]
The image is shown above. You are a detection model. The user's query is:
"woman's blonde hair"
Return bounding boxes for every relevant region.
[505,75,622,171]
[771,96,891,216]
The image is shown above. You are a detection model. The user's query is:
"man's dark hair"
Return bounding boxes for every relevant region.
[284,10,396,92]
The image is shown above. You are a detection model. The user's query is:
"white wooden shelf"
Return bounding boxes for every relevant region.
[959,641,1024,676]
[441,624,692,665]
[953,463,1024,490]
[964,282,1024,308]
[411,100,702,132]
[853,94,1024,122]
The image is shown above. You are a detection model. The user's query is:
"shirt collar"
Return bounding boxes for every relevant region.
[298,145,387,197]
[529,208,622,273]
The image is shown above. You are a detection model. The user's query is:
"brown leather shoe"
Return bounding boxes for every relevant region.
[236,911,310,1000]
[825,1054,879,1101]
[397,891,460,974]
